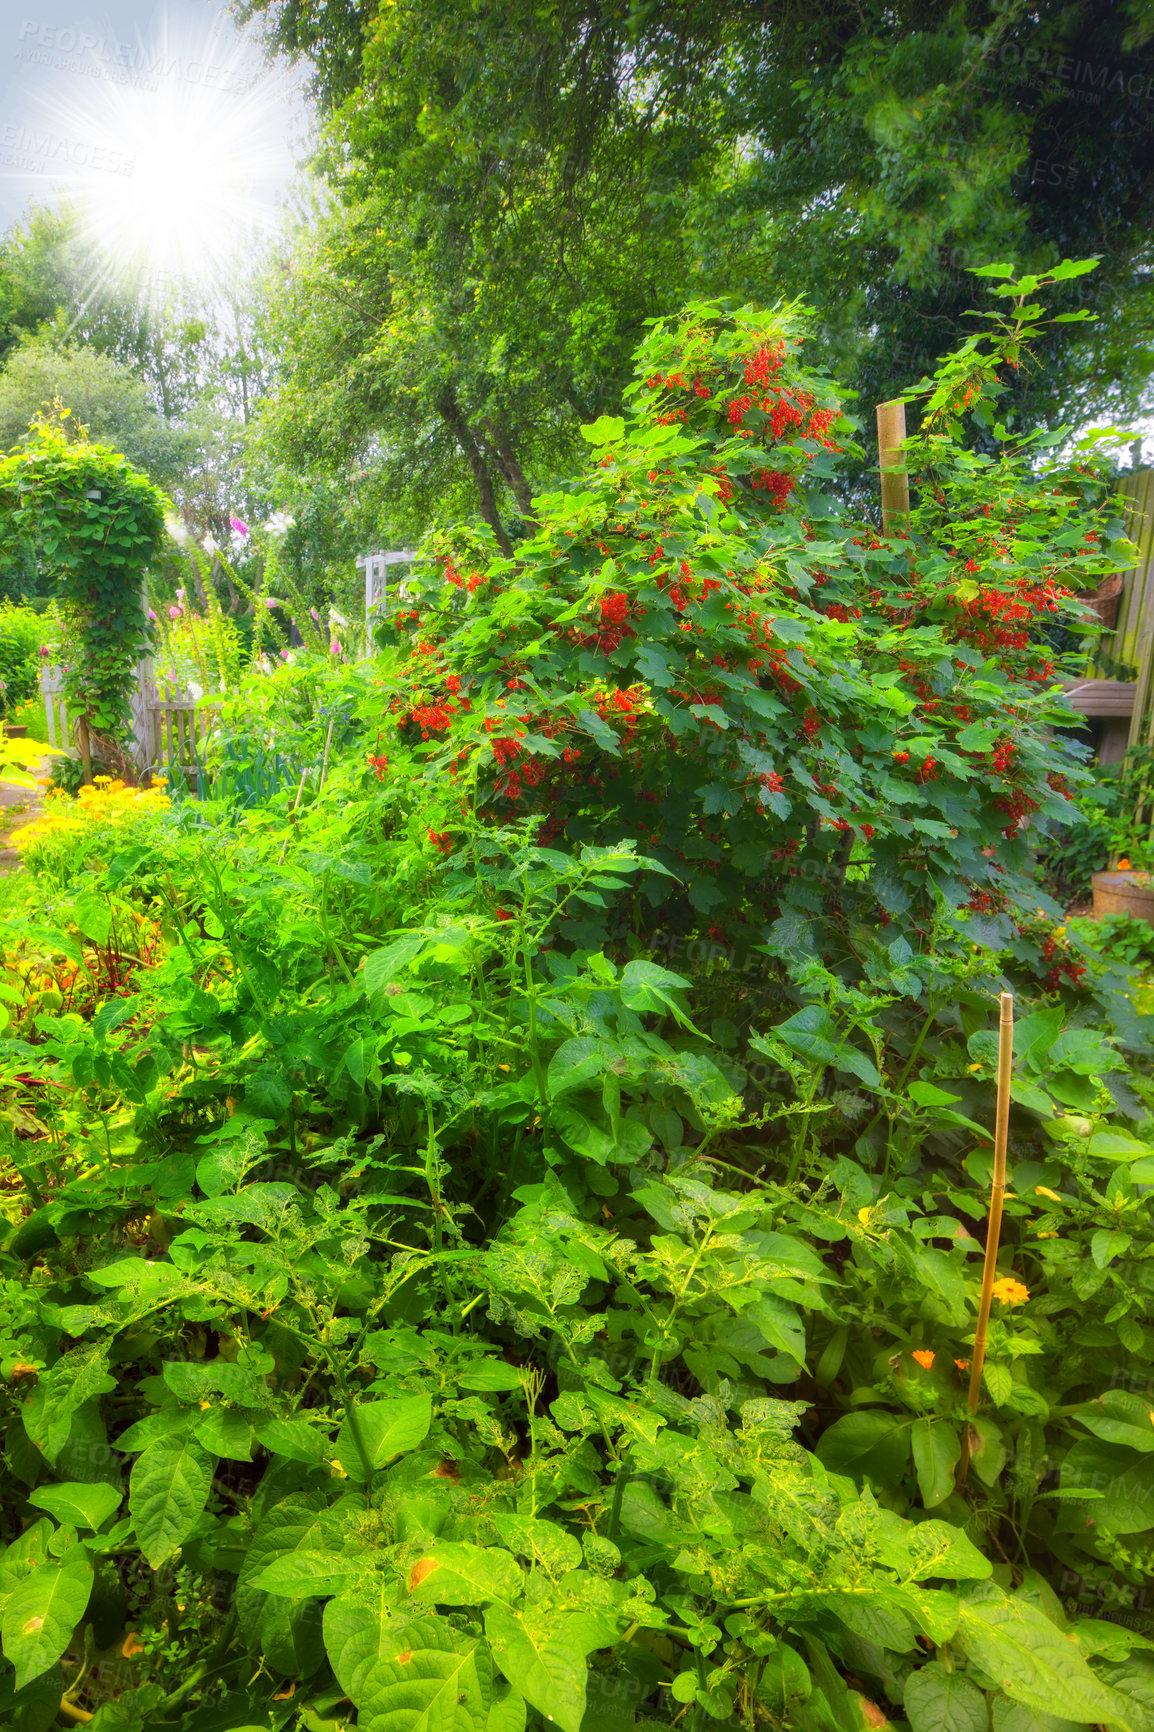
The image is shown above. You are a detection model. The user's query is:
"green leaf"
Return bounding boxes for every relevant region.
[347,1612,490,1732]
[1,1547,93,1689]
[456,1361,525,1393]
[775,1005,839,1067]
[1090,1230,1131,1269]
[984,1363,1013,1406]
[546,1038,605,1099]
[815,1411,911,1490]
[255,1552,366,1598]
[409,1544,523,1606]
[364,936,425,997]
[336,1395,433,1480]
[129,1436,213,1567]
[26,1482,121,1531]
[1072,1391,1154,1454]
[485,1603,590,1732]
[193,1407,254,1461]
[912,1419,961,1508]
[579,416,625,445]
[251,1414,327,1464]
[492,1516,583,1577]
[903,1660,986,1732]
[1058,1438,1154,1534]
[956,1590,1133,1726]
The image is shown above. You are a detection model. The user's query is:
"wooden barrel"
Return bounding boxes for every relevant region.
[1092,869,1154,924]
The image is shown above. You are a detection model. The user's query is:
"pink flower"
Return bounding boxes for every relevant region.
[148,609,157,621]
[229,514,249,537]
[331,640,342,656]
[168,606,181,620]
[264,597,277,610]
[176,588,185,602]
[310,608,319,621]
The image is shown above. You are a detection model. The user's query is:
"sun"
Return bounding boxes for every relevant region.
[12,10,306,300]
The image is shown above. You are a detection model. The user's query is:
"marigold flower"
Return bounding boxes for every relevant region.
[990,1277,1029,1305]
[912,1349,935,1369]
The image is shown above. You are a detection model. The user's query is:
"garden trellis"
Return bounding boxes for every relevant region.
[356,548,417,624]
[1065,465,1154,761]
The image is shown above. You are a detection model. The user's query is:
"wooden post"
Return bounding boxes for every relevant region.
[958,991,1014,1486]
[877,400,910,536]
[77,715,93,786]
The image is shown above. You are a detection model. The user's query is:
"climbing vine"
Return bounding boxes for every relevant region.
[0,411,169,743]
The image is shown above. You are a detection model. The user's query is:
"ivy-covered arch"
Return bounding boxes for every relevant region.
[0,414,169,751]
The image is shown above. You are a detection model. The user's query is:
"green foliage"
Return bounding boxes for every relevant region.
[0,415,168,739]
[245,0,1154,540]
[0,288,1152,1731]
[0,335,192,496]
[1038,744,1154,900]
[0,604,47,715]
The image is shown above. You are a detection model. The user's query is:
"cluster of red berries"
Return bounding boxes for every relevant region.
[750,468,796,509]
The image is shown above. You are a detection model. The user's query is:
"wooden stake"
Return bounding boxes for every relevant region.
[77,715,93,787]
[957,990,1014,1485]
[877,400,910,536]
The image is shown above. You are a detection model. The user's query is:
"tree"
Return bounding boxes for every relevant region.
[248,1,728,544]
[0,334,192,494]
[243,0,1154,542]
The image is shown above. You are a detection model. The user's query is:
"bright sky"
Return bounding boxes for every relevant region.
[0,0,311,293]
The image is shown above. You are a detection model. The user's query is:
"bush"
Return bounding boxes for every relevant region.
[373,275,1129,1068]
[0,602,46,715]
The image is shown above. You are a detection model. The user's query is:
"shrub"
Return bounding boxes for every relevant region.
[372,272,1129,1041]
[0,603,47,716]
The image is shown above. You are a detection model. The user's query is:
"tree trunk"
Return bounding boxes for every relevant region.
[437,385,512,555]
[483,419,537,523]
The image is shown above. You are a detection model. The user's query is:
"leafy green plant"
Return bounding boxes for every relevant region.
[1,278,1154,1732]
[0,408,168,742]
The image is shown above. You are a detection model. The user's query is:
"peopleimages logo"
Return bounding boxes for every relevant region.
[15,19,259,94]
[984,39,1154,102]
[0,122,135,175]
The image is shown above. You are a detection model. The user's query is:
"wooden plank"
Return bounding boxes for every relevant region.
[877,401,909,535]
[1062,679,1137,717]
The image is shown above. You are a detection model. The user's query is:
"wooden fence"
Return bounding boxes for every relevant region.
[39,666,218,782]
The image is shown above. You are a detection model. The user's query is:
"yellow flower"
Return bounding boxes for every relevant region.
[912,1348,935,1369]
[991,1277,1029,1305]
[1035,1185,1062,1203]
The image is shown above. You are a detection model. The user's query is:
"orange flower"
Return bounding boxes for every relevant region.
[912,1349,935,1369]
[1117,857,1132,870]
[955,1358,971,1371]
[991,1277,1029,1305]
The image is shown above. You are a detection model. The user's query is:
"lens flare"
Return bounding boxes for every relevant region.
[3,10,306,302]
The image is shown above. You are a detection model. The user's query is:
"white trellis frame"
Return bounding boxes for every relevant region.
[39,663,69,751]
[356,549,417,624]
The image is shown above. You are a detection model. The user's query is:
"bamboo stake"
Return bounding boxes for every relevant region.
[957,990,1014,1486]
[877,400,910,536]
